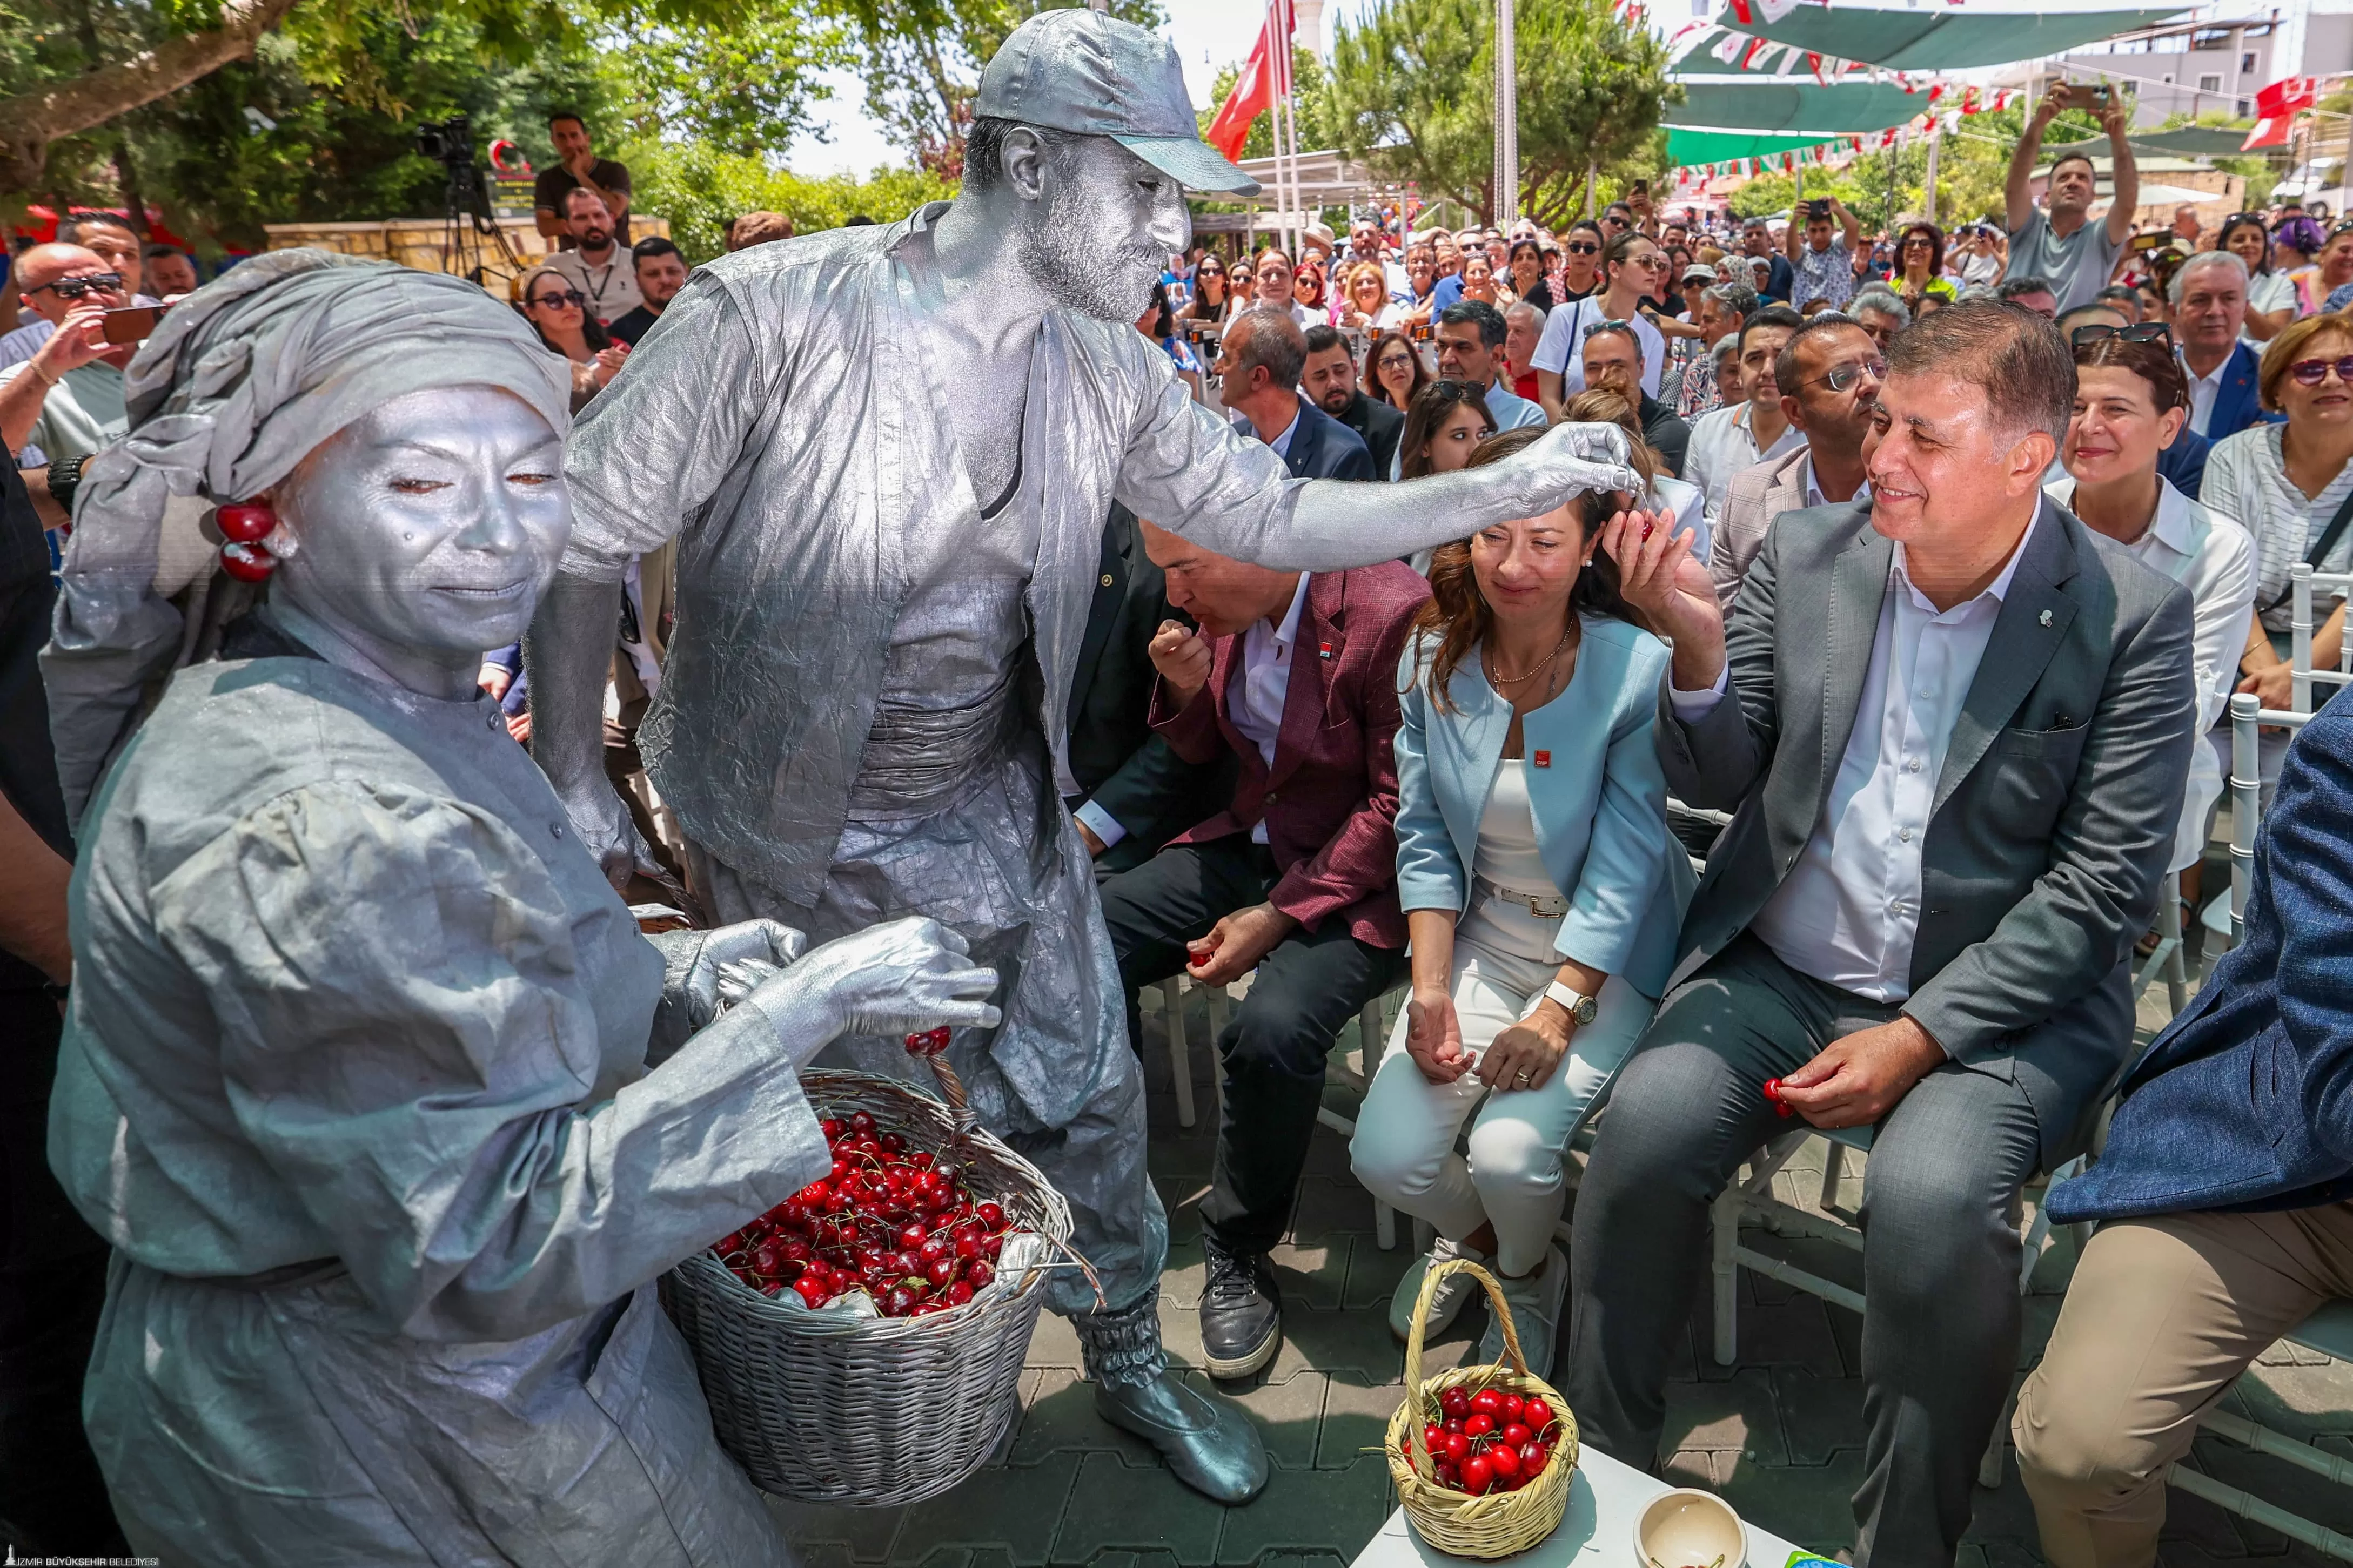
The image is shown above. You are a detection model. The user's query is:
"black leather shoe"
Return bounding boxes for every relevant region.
[1199,1236,1281,1380]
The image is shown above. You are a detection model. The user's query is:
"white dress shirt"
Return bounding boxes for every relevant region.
[1673,513,2042,1003]
[2184,350,2230,438]
[2046,475,2255,871]
[1227,573,1311,844]
[1801,453,1869,510]
[1686,401,1807,522]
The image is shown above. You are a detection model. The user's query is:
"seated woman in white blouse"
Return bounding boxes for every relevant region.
[1350,426,1693,1379]
[2046,322,2255,927]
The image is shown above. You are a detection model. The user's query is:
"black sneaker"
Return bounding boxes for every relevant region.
[1199,1235,1282,1380]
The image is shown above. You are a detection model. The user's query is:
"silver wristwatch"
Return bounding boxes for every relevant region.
[1542,981,1598,1028]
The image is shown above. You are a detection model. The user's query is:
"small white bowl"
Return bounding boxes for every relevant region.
[1631,1488,1748,1568]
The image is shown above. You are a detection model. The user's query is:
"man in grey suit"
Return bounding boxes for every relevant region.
[1568,302,2198,1564]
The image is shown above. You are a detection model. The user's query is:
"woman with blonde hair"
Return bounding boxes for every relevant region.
[1351,423,1691,1377]
[1338,259,1405,331]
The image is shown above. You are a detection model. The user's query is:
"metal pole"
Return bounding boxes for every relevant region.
[2295,562,2316,715]
[1923,120,1941,225]
[1494,0,1519,228]
[2230,691,2260,944]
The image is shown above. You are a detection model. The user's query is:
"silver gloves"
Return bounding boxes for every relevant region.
[1512,421,1648,514]
[740,917,1002,1071]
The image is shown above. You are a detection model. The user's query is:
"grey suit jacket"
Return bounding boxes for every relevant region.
[1659,497,2198,1155]
[1706,442,1811,611]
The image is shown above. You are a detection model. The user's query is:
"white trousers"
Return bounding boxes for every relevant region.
[1348,900,1655,1277]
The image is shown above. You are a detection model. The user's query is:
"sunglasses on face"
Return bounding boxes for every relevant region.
[35,272,123,299]
[2290,355,2353,387]
[1902,237,1934,250]
[1807,355,1888,393]
[1565,242,1600,256]
[2071,321,2172,348]
[531,289,587,308]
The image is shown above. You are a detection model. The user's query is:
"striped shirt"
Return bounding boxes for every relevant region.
[2200,421,2353,634]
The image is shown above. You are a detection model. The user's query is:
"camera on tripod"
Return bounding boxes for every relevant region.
[418,115,475,169]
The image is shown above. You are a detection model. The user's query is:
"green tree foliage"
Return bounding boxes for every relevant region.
[1318,0,1673,227]
[621,142,953,261]
[834,0,1164,176]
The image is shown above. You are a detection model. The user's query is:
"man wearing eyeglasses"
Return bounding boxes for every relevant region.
[0,244,137,530]
[1710,315,1881,608]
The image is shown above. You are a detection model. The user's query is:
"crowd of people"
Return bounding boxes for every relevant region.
[8,40,2353,1566]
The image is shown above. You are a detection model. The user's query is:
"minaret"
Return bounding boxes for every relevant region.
[1295,0,1325,59]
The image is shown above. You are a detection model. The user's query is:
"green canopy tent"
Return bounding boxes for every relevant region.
[1665,127,1869,165]
[2045,126,2262,161]
[1697,3,2187,72]
[1670,79,1936,136]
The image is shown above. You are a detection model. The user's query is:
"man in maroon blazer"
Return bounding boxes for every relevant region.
[1097,522,1430,1380]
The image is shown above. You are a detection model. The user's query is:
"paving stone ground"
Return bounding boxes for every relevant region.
[768,968,2353,1568]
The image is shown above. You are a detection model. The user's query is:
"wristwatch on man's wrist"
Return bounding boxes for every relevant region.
[1542,981,1599,1029]
[45,454,86,514]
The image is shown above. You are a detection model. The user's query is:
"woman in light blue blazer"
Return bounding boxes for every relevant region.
[1350,426,1693,1379]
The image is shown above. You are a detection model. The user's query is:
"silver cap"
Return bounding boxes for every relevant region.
[976,10,1262,197]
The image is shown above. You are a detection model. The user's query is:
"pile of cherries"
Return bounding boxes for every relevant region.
[710,1108,1013,1319]
[1406,1383,1565,1496]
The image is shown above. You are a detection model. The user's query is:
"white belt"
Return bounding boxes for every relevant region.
[1475,876,1568,920]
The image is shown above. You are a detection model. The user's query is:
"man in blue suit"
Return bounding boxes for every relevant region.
[2175,251,2277,442]
[1211,308,1374,482]
[2015,691,2353,1567]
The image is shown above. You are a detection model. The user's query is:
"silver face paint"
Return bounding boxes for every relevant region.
[272,385,571,699]
[1017,134,1192,324]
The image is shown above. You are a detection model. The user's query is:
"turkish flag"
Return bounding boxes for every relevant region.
[2243,76,2319,150]
[1206,0,1294,162]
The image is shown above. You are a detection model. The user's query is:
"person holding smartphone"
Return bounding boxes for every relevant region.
[0,243,139,531]
[1783,195,1863,313]
[2007,79,2140,314]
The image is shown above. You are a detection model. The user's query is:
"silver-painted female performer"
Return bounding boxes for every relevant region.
[528,12,1645,1500]
[39,250,998,1561]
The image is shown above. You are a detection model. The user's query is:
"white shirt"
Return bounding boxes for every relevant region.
[1529,295,1666,398]
[1801,453,1870,510]
[2184,349,2231,438]
[1673,512,2042,1002]
[1686,401,1806,521]
[2047,475,2255,871]
[1228,573,1312,844]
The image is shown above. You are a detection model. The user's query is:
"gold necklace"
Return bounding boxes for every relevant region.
[1486,624,1575,687]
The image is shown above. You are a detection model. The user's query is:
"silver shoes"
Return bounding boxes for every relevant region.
[1389,1236,1493,1342]
[1076,1287,1271,1505]
[1093,1370,1271,1505]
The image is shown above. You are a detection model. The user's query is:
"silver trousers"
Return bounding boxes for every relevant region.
[693,724,1168,1323]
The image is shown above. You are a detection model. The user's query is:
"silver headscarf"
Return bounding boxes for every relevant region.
[42,248,574,828]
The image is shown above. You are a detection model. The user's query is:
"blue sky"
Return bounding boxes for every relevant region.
[781,0,1377,176]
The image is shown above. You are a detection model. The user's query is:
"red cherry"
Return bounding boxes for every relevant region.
[215,502,275,543]
[1463,1413,1494,1439]
[1443,1417,1465,1436]
[898,1223,928,1250]
[820,1118,844,1140]
[849,1112,875,1135]
[1433,1461,1460,1489]
[792,1276,829,1307]
[1521,1397,1554,1432]
[909,1152,935,1169]
[1438,1388,1471,1419]
[977,1201,1007,1231]
[981,1233,1003,1260]
[1471,1389,1504,1417]
[947,1280,975,1305]
[1499,1394,1525,1422]
[219,541,275,581]
[883,1285,916,1316]
[1487,1444,1521,1479]
[966,1260,994,1289]
[1443,1431,1470,1464]
[1422,1422,1446,1450]
[1461,1456,1494,1495]
[924,1257,955,1287]
[918,1236,950,1264]
[1519,1441,1546,1473]
[878,1133,904,1155]
[954,1234,982,1261]
[1501,1423,1531,1448]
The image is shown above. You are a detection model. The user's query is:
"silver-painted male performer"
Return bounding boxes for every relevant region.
[531,10,1642,1501]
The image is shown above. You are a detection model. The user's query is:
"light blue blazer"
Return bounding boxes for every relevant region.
[1392,615,1694,999]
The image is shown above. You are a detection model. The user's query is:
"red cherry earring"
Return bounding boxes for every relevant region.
[215,500,278,582]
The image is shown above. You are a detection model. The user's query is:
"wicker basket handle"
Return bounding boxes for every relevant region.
[924,1051,1103,1310]
[1402,1257,1526,1477]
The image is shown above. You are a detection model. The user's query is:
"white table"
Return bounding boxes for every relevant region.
[1351,1443,1815,1568]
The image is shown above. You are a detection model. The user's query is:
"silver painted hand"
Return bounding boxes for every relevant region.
[672,918,808,1028]
[742,917,1003,1068]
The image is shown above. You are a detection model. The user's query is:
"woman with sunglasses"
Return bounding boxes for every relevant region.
[2203,313,2353,805]
[1889,221,1958,312]
[519,265,626,412]
[1177,251,1236,326]
[2047,323,2255,912]
[1556,221,1605,303]
[1531,232,1671,421]
[1506,239,1554,312]
[1366,328,1430,417]
[2221,214,2299,344]
[1293,255,1328,319]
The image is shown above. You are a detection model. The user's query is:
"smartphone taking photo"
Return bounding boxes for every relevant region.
[101,305,164,346]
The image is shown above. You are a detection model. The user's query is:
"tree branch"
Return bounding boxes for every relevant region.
[0,0,304,190]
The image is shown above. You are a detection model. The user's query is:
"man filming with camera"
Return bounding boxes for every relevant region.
[0,244,138,531]
[2007,80,2140,315]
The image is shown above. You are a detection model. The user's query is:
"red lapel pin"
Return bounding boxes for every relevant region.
[1318,640,1334,660]
[1533,750,1552,768]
